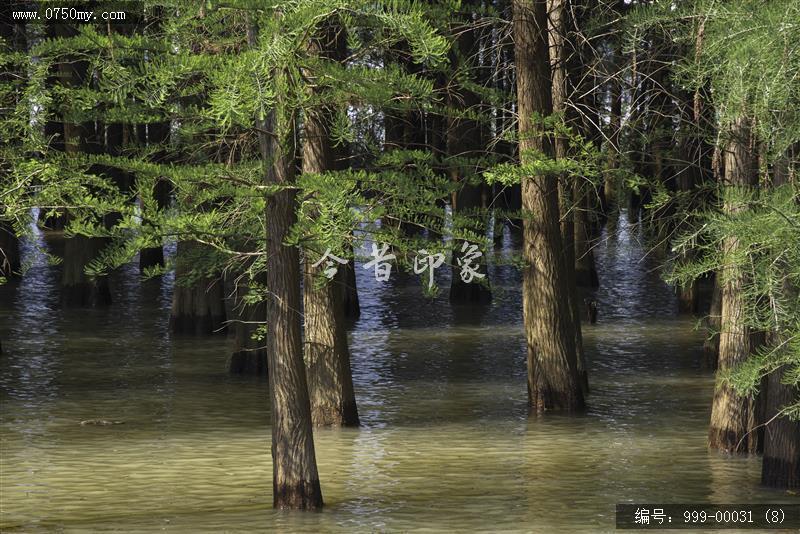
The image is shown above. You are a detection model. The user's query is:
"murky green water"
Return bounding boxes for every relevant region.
[1,215,795,532]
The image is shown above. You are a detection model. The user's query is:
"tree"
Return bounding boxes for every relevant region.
[301,19,359,427]
[513,0,584,413]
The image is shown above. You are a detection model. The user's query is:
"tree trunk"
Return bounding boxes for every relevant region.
[339,245,361,319]
[139,121,172,272]
[228,274,268,376]
[301,23,360,427]
[55,49,112,307]
[708,115,759,453]
[448,1,492,304]
[513,0,584,413]
[249,20,323,509]
[547,0,588,394]
[169,241,226,335]
[0,221,20,279]
[761,362,800,488]
[265,112,323,509]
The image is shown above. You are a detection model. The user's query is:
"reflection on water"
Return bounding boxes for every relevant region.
[0,214,794,532]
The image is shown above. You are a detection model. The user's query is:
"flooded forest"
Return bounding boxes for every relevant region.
[1,0,798,532]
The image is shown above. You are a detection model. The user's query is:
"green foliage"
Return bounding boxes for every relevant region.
[670,186,800,419]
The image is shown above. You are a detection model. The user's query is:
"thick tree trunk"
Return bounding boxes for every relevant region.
[302,25,360,426]
[304,259,360,426]
[761,363,800,489]
[513,0,584,413]
[708,115,759,453]
[547,0,588,394]
[169,241,226,335]
[249,19,323,508]
[61,235,112,307]
[56,51,112,307]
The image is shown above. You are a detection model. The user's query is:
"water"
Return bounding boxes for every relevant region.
[0,215,794,533]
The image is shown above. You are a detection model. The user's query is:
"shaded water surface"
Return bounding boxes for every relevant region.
[0,215,793,532]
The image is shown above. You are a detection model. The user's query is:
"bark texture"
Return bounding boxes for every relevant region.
[249,21,323,509]
[514,0,584,413]
[547,0,588,394]
[302,24,360,426]
[761,364,800,489]
[708,115,759,453]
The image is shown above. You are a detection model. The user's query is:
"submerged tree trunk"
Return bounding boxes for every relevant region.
[302,22,360,427]
[339,249,361,319]
[228,274,267,376]
[761,362,800,489]
[513,0,584,414]
[139,122,172,272]
[708,115,758,453]
[448,0,492,305]
[249,20,323,509]
[55,50,112,307]
[547,0,588,394]
[169,241,226,335]
[265,112,323,509]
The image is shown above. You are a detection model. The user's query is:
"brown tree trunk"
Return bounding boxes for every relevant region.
[761,362,800,488]
[513,0,584,413]
[301,21,360,427]
[228,274,268,376]
[139,121,172,272]
[547,0,588,394]
[448,5,492,304]
[169,241,226,335]
[708,115,759,453]
[249,21,323,509]
[265,113,323,509]
[55,48,112,307]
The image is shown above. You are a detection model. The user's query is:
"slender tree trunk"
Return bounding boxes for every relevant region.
[708,115,759,453]
[139,121,172,272]
[301,21,360,427]
[604,41,622,214]
[448,1,492,304]
[547,0,588,394]
[513,0,584,413]
[249,22,323,509]
[265,110,323,509]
